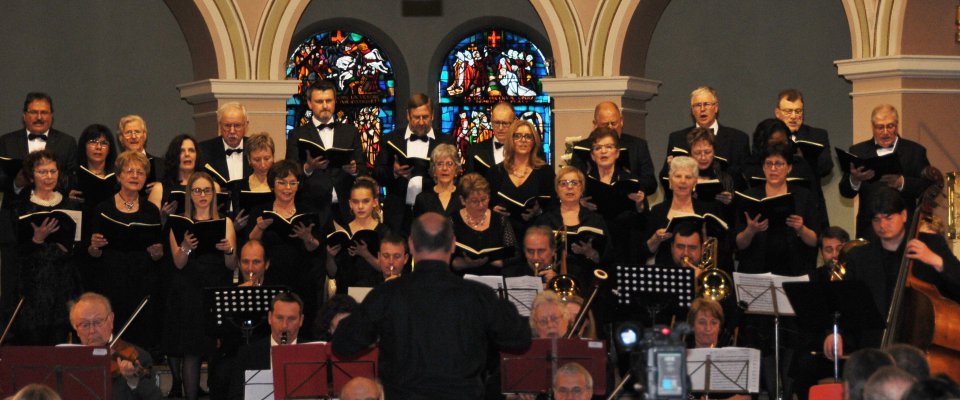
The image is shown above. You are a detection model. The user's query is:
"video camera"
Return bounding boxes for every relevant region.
[615,322,690,399]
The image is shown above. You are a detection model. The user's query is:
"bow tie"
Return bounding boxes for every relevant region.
[225,148,243,156]
[494,141,504,149]
[409,135,429,143]
[316,121,337,131]
[874,143,893,150]
[28,133,47,142]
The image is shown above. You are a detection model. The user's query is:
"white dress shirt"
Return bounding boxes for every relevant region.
[404,127,434,205]
[223,139,244,181]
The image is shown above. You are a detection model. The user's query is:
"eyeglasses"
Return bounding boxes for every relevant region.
[86,139,110,148]
[491,120,513,128]
[34,169,58,176]
[535,315,563,326]
[556,386,586,395]
[25,110,51,117]
[591,144,616,152]
[779,108,804,116]
[75,319,106,331]
[275,180,300,188]
[121,129,144,137]
[691,102,717,109]
[873,123,897,131]
[220,123,246,131]
[122,168,146,177]
[513,133,535,142]
[466,196,489,206]
[763,161,787,169]
[434,160,456,169]
[191,187,214,196]
[558,179,582,188]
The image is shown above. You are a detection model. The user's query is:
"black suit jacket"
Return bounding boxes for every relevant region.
[839,137,930,238]
[286,121,366,216]
[373,130,455,231]
[792,124,833,178]
[464,139,500,176]
[660,125,750,189]
[198,136,252,183]
[569,133,658,196]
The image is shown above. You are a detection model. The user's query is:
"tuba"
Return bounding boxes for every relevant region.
[548,226,579,301]
[696,237,732,302]
[825,238,870,281]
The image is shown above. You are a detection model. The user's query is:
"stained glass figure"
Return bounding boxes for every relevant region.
[286,30,396,168]
[439,29,553,164]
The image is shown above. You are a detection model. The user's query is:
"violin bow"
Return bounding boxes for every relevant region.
[109,296,150,348]
[0,297,25,346]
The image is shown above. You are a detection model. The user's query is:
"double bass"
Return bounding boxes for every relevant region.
[881,166,960,380]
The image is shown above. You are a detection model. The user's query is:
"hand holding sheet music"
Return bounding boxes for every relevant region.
[733,272,809,316]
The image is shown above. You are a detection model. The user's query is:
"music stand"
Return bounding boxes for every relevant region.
[687,347,762,397]
[0,346,111,399]
[272,342,378,399]
[614,264,695,325]
[204,285,287,344]
[783,280,884,381]
[500,338,608,396]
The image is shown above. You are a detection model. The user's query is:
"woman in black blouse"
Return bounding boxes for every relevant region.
[488,119,555,237]
[734,142,821,276]
[159,134,208,218]
[116,115,163,208]
[451,173,519,276]
[87,151,164,347]
[413,143,462,218]
[12,150,81,345]
[326,176,390,292]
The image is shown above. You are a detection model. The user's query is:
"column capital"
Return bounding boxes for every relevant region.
[177,79,300,105]
[542,75,661,100]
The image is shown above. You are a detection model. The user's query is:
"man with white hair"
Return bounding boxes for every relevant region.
[199,102,253,183]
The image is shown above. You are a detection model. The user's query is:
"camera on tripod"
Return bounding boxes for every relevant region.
[614,322,690,399]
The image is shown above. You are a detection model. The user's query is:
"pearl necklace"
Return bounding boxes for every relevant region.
[464,210,487,229]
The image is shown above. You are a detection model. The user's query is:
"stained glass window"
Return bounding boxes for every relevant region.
[438,29,553,164]
[286,30,396,168]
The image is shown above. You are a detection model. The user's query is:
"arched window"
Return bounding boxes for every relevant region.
[438,29,553,164]
[286,30,396,168]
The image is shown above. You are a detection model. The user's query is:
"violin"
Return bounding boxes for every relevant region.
[110,339,149,378]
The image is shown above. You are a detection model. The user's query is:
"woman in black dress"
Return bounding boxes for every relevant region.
[581,127,647,264]
[12,150,81,345]
[165,171,237,400]
[413,143,463,218]
[326,176,390,292]
[159,134,207,218]
[450,173,520,276]
[70,125,118,290]
[488,119,555,238]
[248,159,325,339]
[116,115,163,208]
[87,151,164,347]
[232,133,275,237]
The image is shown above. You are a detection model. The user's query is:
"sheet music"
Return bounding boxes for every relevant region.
[244,370,274,400]
[61,209,83,241]
[348,286,373,303]
[732,272,809,316]
[686,347,761,393]
[464,275,542,317]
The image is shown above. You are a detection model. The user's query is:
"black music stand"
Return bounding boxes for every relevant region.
[500,338,608,396]
[272,342,379,399]
[783,280,884,381]
[614,264,695,325]
[0,346,111,399]
[204,285,288,344]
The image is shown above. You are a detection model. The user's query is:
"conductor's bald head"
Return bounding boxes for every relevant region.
[409,212,456,261]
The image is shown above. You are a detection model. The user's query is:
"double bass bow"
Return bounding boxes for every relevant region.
[881,166,960,381]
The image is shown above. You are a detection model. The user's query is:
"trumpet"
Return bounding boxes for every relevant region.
[696,237,733,302]
[826,238,870,281]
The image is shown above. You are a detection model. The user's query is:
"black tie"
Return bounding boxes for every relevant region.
[28,133,47,142]
[494,141,504,149]
[225,148,243,156]
[410,135,429,143]
[316,121,337,131]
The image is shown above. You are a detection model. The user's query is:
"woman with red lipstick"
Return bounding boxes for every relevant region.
[488,119,555,238]
[11,150,81,345]
[164,171,236,400]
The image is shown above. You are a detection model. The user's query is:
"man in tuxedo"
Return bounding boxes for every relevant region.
[0,92,77,315]
[199,102,253,185]
[229,292,304,399]
[569,101,657,196]
[373,94,456,232]
[333,213,531,399]
[660,86,750,186]
[463,101,514,176]
[69,292,162,400]
[839,104,930,238]
[775,89,832,229]
[286,80,366,224]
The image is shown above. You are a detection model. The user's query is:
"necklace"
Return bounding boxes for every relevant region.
[118,193,137,210]
[464,210,487,229]
[510,166,530,179]
[30,190,62,207]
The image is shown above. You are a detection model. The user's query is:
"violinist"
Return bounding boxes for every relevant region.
[823,187,960,359]
[68,292,161,400]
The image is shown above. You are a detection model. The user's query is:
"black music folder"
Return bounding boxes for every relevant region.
[18,209,81,247]
[386,141,431,177]
[298,138,354,169]
[664,213,728,238]
[455,242,512,262]
[325,228,380,252]
[263,211,320,238]
[75,166,116,206]
[585,175,642,219]
[97,213,162,250]
[496,192,551,219]
[238,190,274,213]
[735,191,796,228]
[166,215,227,253]
[836,148,902,181]
[553,225,606,255]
